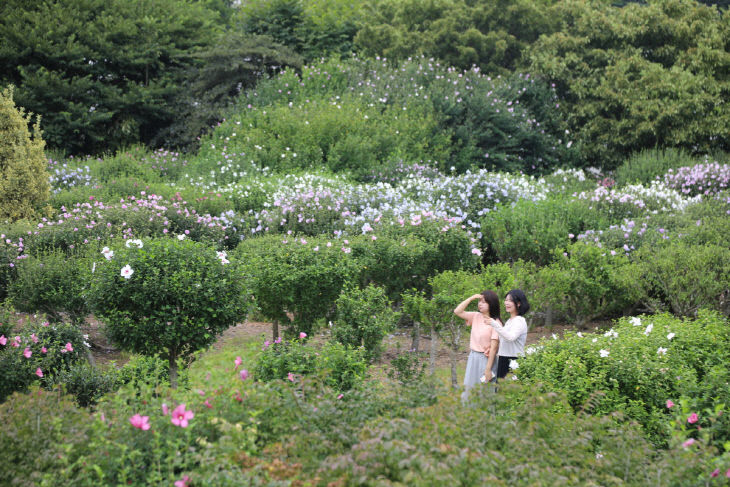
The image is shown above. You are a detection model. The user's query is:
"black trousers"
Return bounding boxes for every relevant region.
[496,355,517,379]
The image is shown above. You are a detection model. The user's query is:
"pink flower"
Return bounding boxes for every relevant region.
[64,342,74,352]
[234,356,242,370]
[204,399,213,409]
[726,469,730,478]
[11,336,20,347]
[287,372,295,382]
[687,413,699,424]
[274,336,282,344]
[337,394,343,400]
[174,475,190,487]
[162,403,169,416]
[41,347,47,354]
[170,404,194,428]
[35,368,43,378]
[711,469,719,478]
[666,400,674,409]
[23,347,31,358]
[682,438,696,448]
[299,332,307,339]
[262,340,270,350]
[31,333,38,343]
[0,335,6,346]
[129,414,151,430]
[239,369,249,381]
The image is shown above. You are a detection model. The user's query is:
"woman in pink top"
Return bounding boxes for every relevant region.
[453,290,501,400]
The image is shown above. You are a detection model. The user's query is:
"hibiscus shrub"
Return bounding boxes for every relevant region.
[86,238,249,387]
[255,336,368,392]
[235,234,360,337]
[517,311,730,448]
[0,318,86,403]
[333,283,399,362]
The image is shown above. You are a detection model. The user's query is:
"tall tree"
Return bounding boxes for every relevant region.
[0,0,221,155]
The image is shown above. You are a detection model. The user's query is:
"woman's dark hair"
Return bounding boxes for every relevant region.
[506,289,530,316]
[481,290,501,320]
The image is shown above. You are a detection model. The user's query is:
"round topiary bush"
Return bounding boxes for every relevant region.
[86,238,249,386]
[0,86,50,222]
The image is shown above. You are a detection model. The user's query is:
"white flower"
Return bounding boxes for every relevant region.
[667,332,675,340]
[219,258,230,265]
[471,248,482,256]
[604,329,618,338]
[592,338,598,343]
[511,375,518,381]
[599,349,610,358]
[551,333,558,340]
[630,317,642,327]
[101,246,110,254]
[644,324,653,336]
[596,452,603,459]
[657,347,668,355]
[91,262,96,273]
[576,332,583,337]
[509,359,519,370]
[125,239,143,249]
[177,234,185,240]
[216,250,227,259]
[120,265,134,279]
[526,346,536,355]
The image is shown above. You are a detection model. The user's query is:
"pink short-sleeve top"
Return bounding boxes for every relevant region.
[466,312,499,354]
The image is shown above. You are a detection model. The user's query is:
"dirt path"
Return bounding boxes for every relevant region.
[81,317,586,370]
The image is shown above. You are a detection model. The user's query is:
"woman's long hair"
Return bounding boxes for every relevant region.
[481,290,501,320]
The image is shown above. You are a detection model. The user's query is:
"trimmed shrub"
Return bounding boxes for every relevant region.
[235,234,360,336]
[0,86,50,221]
[536,243,644,327]
[86,238,249,387]
[635,241,730,317]
[333,284,400,362]
[8,248,92,324]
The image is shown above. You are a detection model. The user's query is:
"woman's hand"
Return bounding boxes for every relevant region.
[484,370,492,382]
[470,294,482,301]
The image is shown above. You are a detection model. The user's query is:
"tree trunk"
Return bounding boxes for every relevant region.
[544,306,553,329]
[449,347,458,389]
[410,321,420,352]
[429,329,437,375]
[169,353,178,389]
[272,319,279,341]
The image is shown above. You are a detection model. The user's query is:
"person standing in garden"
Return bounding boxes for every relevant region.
[453,291,501,400]
[486,289,530,381]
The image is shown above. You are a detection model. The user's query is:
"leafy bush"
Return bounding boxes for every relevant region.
[536,243,644,326]
[333,284,400,362]
[255,336,368,392]
[518,311,730,448]
[0,86,50,221]
[0,319,87,403]
[635,241,730,317]
[49,362,119,408]
[0,387,92,487]
[387,345,427,385]
[86,238,249,386]
[481,197,608,265]
[235,234,360,336]
[614,148,696,187]
[8,248,92,324]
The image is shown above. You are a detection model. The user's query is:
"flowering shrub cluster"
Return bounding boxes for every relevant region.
[47,160,93,194]
[663,160,730,196]
[517,311,730,448]
[0,317,87,402]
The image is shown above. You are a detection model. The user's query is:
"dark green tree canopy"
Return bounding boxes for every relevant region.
[0,0,221,155]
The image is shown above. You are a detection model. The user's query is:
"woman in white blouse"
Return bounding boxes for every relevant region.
[485,289,530,381]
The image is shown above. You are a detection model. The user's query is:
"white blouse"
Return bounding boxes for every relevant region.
[489,315,527,357]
